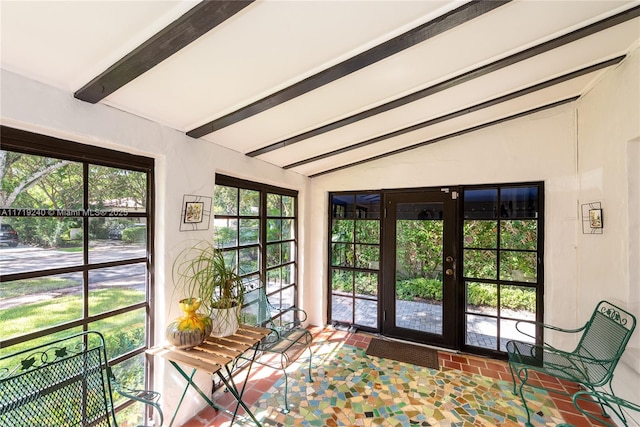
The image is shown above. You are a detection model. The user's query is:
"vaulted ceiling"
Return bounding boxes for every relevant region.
[2,1,639,177]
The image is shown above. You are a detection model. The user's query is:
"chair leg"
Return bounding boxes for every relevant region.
[594,383,617,420]
[515,368,534,427]
[517,384,535,427]
[306,346,313,382]
[508,362,518,395]
[282,369,290,414]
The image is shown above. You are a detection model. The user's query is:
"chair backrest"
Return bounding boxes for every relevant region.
[241,286,270,325]
[240,285,304,334]
[574,300,636,386]
[0,331,117,427]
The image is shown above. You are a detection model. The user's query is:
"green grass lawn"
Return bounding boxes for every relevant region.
[0,285,149,427]
[1,276,78,299]
[0,287,146,356]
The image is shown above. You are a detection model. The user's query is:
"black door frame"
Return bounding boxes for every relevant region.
[381,187,460,349]
[328,183,544,358]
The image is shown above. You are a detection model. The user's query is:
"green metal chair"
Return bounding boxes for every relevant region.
[506,300,636,427]
[0,331,163,427]
[239,285,313,413]
[557,390,640,427]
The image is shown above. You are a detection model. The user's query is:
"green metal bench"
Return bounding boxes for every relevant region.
[0,331,163,426]
[506,300,636,427]
[239,285,313,413]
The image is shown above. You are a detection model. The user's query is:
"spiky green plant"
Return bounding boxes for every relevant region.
[172,240,244,316]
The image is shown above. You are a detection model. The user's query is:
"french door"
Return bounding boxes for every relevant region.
[382,188,459,348]
[329,183,543,356]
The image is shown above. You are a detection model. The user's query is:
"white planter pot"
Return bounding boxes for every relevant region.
[210,306,239,337]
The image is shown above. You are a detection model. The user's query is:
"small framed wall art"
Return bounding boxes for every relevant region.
[185,202,204,223]
[180,194,212,231]
[581,202,603,234]
[589,208,603,229]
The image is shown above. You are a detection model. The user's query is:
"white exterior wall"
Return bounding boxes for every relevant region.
[0,69,309,425]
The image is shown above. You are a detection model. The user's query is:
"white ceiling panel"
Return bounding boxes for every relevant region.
[103,0,450,130]
[200,1,639,154]
[0,0,198,91]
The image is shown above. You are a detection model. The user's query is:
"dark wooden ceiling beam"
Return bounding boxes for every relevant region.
[308,97,579,178]
[284,56,624,169]
[186,0,510,139]
[252,5,640,158]
[74,0,254,104]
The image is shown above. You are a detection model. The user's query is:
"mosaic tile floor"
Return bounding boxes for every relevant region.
[248,343,561,427]
[183,328,603,427]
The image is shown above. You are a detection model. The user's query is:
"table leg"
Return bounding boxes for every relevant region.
[168,361,220,427]
[216,369,262,427]
[218,344,263,426]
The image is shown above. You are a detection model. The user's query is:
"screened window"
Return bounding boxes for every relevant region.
[0,127,154,425]
[214,174,298,326]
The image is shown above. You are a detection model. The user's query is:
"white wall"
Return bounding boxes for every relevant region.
[0,69,309,425]
[576,45,640,403]
[309,101,580,331]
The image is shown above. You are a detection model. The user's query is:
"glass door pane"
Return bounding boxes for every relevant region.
[395,201,444,335]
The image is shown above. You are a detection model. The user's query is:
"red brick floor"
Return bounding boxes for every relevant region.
[181,326,610,427]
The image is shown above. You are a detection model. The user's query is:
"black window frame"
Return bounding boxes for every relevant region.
[214,174,300,324]
[460,181,544,357]
[0,126,155,414]
[328,191,382,332]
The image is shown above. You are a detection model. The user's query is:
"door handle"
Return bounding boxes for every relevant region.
[445,268,454,276]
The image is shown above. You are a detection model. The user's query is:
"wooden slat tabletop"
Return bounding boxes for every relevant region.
[197,342,242,359]
[239,325,273,336]
[146,347,222,376]
[147,325,271,372]
[173,347,231,367]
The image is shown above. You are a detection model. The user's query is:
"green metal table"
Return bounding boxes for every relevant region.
[148,325,271,426]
